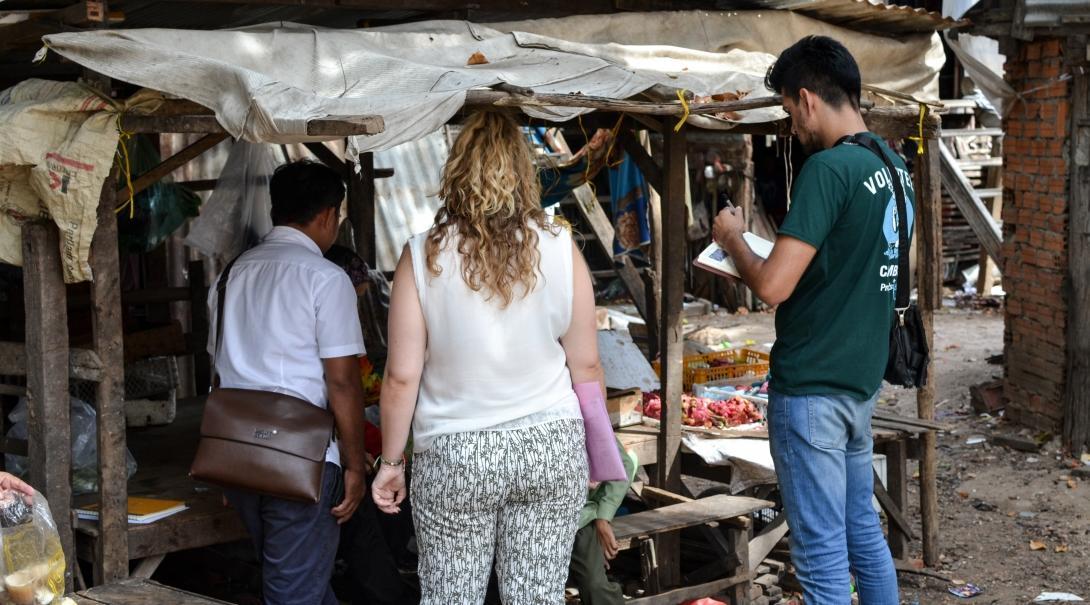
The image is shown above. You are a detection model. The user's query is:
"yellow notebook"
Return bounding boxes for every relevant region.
[76,497,188,524]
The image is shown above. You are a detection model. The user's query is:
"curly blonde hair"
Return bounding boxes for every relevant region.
[427,111,557,307]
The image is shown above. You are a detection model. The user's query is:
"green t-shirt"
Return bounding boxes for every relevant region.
[771,133,915,400]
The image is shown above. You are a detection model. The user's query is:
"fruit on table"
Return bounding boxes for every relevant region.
[642,392,762,428]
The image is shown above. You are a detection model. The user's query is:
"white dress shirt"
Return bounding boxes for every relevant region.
[208,226,366,466]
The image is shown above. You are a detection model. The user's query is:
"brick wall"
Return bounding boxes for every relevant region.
[1002,37,1069,431]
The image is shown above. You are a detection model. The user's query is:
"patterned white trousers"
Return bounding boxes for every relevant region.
[411,419,588,605]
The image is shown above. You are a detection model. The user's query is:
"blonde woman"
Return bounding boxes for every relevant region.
[371,111,603,604]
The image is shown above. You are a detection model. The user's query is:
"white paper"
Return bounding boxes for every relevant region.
[694,232,775,279]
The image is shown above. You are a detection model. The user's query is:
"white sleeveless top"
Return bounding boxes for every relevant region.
[407,221,581,452]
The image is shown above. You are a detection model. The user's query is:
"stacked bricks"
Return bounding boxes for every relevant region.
[1001,37,1069,431]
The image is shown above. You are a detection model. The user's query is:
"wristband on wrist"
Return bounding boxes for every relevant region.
[375,455,406,471]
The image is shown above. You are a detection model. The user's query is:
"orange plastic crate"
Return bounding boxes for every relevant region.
[654,348,770,391]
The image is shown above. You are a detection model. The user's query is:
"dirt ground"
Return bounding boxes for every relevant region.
[685,306,1089,603]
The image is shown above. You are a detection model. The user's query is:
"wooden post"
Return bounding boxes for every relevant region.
[1065,43,1090,453]
[346,150,377,267]
[655,127,687,587]
[189,259,210,394]
[879,440,909,559]
[22,222,75,592]
[89,174,129,584]
[913,137,942,566]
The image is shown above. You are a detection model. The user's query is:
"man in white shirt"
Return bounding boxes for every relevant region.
[209,160,367,605]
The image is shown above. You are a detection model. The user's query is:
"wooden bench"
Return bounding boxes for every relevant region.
[71,578,229,604]
[611,492,773,605]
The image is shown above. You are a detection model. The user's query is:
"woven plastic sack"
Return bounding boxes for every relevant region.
[0,489,65,605]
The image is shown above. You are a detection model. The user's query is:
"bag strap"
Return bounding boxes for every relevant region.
[845,134,912,315]
[212,258,240,388]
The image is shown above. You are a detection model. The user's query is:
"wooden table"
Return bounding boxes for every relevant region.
[71,578,230,604]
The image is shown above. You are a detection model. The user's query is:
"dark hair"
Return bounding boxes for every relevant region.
[765,36,861,109]
[269,160,346,226]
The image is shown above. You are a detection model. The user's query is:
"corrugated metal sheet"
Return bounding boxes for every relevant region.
[1021,0,1090,28]
[738,0,964,33]
[373,128,450,271]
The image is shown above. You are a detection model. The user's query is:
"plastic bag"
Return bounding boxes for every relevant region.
[184,141,279,263]
[5,398,137,496]
[116,135,203,254]
[0,489,65,605]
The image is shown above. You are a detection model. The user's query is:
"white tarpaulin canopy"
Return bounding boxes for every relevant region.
[42,10,944,154]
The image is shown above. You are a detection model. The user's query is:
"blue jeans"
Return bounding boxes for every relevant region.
[767,391,899,605]
[226,462,343,605]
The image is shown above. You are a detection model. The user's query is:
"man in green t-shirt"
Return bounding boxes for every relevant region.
[711,36,905,605]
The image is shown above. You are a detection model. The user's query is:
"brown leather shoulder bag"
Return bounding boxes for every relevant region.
[190,259,335,503]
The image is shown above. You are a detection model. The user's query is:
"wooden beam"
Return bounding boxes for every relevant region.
[119,101,384,136]
[913,137,942,566]
[748,514,788,572]
[89,173,129,584]
[117,133,227,201]
[618,129,664,193]
[938,141,1003,266]
[879,439,910,559]
[0,341,104,382]
[1065,41,1090,453]
[567,184,648,321]
[655,126,687,587]
[304,142,348,177]
[465,89,784,116]
[873,468,917,541]
[189,260,211,394]
[863,106,942,141]
[22,222,75,593]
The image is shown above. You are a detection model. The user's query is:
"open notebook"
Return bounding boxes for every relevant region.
[693,232,775,279]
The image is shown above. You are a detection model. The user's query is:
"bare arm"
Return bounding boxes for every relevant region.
[379,245,426,464]
[560,241,605,393]
[323,356,367,474]
[713,207,818,306]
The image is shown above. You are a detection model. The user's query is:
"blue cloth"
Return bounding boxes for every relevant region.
[226,462,343,605]
[608,153,651,258]
[767,391,899,605]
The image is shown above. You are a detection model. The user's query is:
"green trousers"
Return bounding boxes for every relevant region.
[568,523,625,605]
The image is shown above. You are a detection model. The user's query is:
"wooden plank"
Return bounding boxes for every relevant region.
[0,341,103,381]
[939,141,1003,267]
[116,133,228,201]
[640,485,692,507]
[914,137,942,566]
[748,514,788,572]
[130,554,166,579]
[617,423,659,467]
[618,129,664,193]
[466,89,784,116]
[626,572,755,605]
[1066,44,1090,453]
[873,468,916,541]
[612,495,771,550]
[76,578,231,604]
[123,322,187,363]
[955,157,1004,169]
[568,184,649,321]
[22,222,75,593]
[871,411,950,432]
[89,173,129,584]
[940,127,1005,138]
